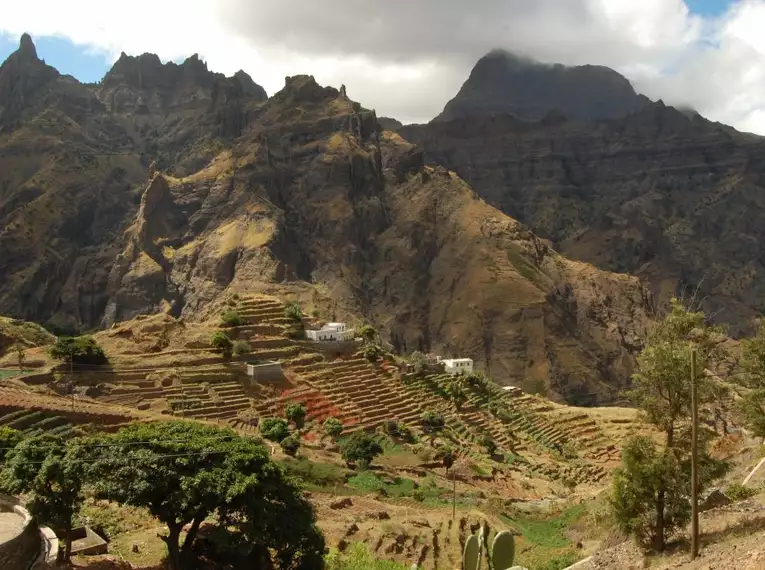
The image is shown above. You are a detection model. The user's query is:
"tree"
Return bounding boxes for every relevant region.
[220,309,244,327]
[260,418,290,442]
[85,422,324,570]
[448,379,467,411]
[50,336,107,369]
[358,324,378,344]
[14,339,25,372]
[280,435,300,457]
[610,436,690,551]
[736,324,765,438]
[0,426,22,466]
[341,432,383,469]
[481,436,497,457]
[210,331,233,359]
[323,417,343,441]
[420,410,445,445]
[285,403,307,429]
[738,389,765,439]
[621,298,721,551]
[284,302,302,323]
[439,446,455,474]
[2,434,86,561]
[232,340,251,357]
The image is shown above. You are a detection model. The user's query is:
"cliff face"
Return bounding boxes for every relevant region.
[402,97,765,335]
[433,50,650,123]
[0,37,653,402]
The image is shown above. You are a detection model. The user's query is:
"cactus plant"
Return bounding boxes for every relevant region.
[462,524,515,570]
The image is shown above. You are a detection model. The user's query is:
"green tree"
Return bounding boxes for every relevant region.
[220,309,244,327]
[285,403,307,429]
[0,426,22,466]
[323,417,343,441]
[50,336,107,369]
[448,379,467,411]
[358,324,378,344]
[439,446,455,474]
[420,410,445,444]
[621,298,721,551]
[232,339,251,357]
[280,434,300,457]
[2,434,86,561]
[736,324,765,438]
[260,418,290,442]
[284,302,302,323]
[610,436,690,550]
[341,432,383,469]
[481,436,497,457]
[14,339,25,372]
[85,422,324,570]
[210,331,233,359]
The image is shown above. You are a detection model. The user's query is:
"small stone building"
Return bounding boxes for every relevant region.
[440,357,474,376]
[305,322,355,342]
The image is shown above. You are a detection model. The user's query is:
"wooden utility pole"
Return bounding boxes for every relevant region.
[691,349,699,560]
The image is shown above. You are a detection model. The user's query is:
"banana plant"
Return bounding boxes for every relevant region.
[462,521,515,570]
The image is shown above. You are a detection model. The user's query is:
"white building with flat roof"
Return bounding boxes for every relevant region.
[439,357,474,376]
[305,322,355,342]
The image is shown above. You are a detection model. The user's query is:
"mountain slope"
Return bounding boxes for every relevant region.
[0,37,651,402]
[433,50,650,123]
[403,83,765,335]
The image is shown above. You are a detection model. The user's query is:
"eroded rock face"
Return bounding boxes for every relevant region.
[0,40,652,402]
[433,50,650,123]
[402,99,765,335]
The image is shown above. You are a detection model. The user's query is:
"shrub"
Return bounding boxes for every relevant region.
[260,418,290,442]
[341,432,383,469]
[383,420,399,436]
[726,483,757,501]
[482,436,498,456]
[323,418,343,441]
[284,302,302,323]
[220,310,244,327]
[210,331,233,358]
[231,340,251,357]
[285,403,307,429]
[280,435,301,457]
[420,410,445,434]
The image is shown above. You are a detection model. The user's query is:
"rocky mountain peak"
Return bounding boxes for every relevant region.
[232,70,267,100]
[17,33,38,62]
[274,75,339,105]
[433,49,651,123]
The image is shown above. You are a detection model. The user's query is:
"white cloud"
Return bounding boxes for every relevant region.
[2,1,765,132]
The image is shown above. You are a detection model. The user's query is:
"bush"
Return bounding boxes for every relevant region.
[50,336,107,366]
[726,483,757,501]
[382,420,399,436]
[280,435,301,457]
[210,331,233,358]
[341,432,383,469]
[284,302,302,323]
[220,310,244,327]
[323,418,343,441]
[482,436,497,456]
[420,410,445,434]
[285,403,307,429]
[260,418,290,442]
[231,340,251,356]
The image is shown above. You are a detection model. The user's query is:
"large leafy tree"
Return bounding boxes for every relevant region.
[618,298,723,551]
[49,336,107,369]
[85,421,323,570]
[340,432,383,469]
[1,434,86,561]
[736,324,765,438]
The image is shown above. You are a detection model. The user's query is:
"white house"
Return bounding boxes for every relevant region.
[439,357,474,376]
[305,322,355,342]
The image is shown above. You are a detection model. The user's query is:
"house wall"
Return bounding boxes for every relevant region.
[247,362,284,382]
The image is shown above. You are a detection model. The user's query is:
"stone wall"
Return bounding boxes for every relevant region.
[246,361,284,382]
[0,495,41,570]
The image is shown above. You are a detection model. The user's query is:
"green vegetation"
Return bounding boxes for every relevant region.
[260,418,290,442]
[280,457,346,489]
[736,323,765,438]
[220,309,244,327]
[284,302,302,323]
[280,434,301,457]
[726,483,757,501]
[420,410,445,444]
[50,335,107,367]
[323,417,343,441]
[462,524,515,570]
[0,427,21,465]
[612,299,725,552]
[358,324,378,344]
[232,339,251,356]
[341,432,383,469]
[210,331,233,359]
[326,543,417,570]
[285,402,307,429]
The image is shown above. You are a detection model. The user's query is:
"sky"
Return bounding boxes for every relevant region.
[2,1,765,134]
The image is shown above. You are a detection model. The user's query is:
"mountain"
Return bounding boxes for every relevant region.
[433,50,651,123]
[403,76,765,334]
[0,36,652,403]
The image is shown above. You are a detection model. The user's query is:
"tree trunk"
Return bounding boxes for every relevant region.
[63,522,73,562]
[162,524,182,570]
[181,515,204,559]
[654,486,666,551]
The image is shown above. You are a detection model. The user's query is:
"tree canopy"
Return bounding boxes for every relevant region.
[340,432,383,469]
[50,336,107,366]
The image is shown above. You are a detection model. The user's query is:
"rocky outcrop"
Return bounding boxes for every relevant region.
[433,50,650,123]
